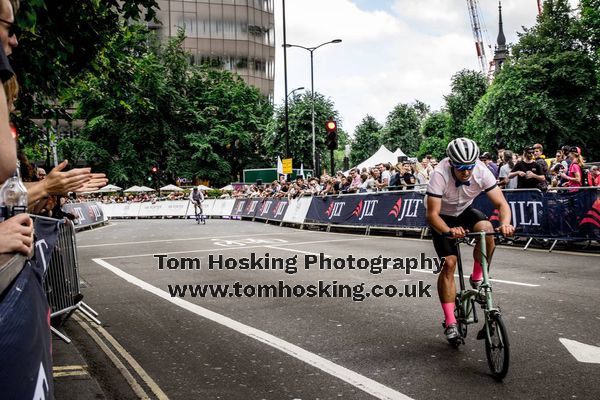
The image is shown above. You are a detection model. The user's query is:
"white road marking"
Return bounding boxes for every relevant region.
[79,231,305,248]
[410,269,540,287]
[93,258,413,400]
[264,245,331,258]
[560,338,600,364]
[99,237,369,260]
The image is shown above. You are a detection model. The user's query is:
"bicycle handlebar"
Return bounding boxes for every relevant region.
[442,228,522,238]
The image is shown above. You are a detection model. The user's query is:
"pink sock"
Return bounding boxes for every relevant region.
[471,260,483,281]
[442,303,456,327]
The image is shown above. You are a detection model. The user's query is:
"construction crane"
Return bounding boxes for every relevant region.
[466,0,491,74]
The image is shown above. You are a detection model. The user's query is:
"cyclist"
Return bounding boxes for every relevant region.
[190,187,204,221]
[425,138,515,342]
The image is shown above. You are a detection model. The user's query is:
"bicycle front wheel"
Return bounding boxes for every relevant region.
[484,314,510,381]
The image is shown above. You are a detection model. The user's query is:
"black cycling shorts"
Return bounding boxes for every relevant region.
[430,206,488,258]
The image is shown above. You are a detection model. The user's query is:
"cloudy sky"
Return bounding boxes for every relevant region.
[273,0,578,136]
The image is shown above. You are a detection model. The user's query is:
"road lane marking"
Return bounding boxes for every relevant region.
[79,231,305,248]
[560,338,600,364]
[100,237,369,260]
[74,314,154,399]
[264,245,332,258]
[93,258,413,400]
[53,365,88,378]
[410,269,540,287]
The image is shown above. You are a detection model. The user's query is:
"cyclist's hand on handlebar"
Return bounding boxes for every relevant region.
[447,227,467,238]
[497,224,515,237]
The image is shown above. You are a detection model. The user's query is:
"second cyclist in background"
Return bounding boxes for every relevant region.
[190,186,205,223]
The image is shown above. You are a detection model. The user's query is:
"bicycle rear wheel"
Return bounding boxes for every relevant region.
[484,314,510,381]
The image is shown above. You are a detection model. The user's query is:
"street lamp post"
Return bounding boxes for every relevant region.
[283,39,342,176]
[287,86,305,99]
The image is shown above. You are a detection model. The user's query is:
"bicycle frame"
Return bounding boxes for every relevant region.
[455,232,500,334]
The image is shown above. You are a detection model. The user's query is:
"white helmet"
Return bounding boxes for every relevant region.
[446,137,480,165]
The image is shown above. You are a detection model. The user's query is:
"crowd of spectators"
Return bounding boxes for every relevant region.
[69,143,600,205]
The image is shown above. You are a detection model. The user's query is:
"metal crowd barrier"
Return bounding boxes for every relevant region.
[39,216,101,343]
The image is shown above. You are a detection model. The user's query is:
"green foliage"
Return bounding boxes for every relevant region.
[417,111,451,160]
[381,102,426,154]
[444,69,488,138]
[351,115,382,165]
[467,0,600,159]
[12,0,159,150]
[63,26,272,187]
[266,91,340,171]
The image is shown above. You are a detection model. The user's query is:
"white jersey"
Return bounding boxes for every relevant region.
[425,158,497,216]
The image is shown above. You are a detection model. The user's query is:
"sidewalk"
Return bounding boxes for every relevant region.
[52,326,106,400]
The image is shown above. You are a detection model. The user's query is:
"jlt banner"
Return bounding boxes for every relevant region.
[63,202,106,229]
[303,189,600,240]
[305,192,427,227]
[0,218,59,399]
[254,198,289,221]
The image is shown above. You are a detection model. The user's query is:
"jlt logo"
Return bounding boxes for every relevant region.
[247,201,259,213]
[398,199,422,221]
[329,202,346,219]
[274,202,286,218]
[261,201,272,215]
[89,205,102,220]
[73,207,86,221]
[358,200,379,221]
[509,201,543,226]
[234,202,244,213]
[35,239,49,274]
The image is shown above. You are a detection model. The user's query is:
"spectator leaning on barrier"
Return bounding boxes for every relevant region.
[533,143,549,191]
[589,166,600,187]
[560,146,584,189]
[0,0,17,183]
[509,147,546,190]
[479,152,499,179]
[498,150,517,189]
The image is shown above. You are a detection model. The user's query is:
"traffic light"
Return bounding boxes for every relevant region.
[325,118,338,150]
[151,166,158,173]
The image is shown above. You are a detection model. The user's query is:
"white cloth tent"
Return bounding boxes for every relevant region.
[137,186,156,192]
[197,185,212,191]
[393,148,407,158]
[93,184,121,193]
[123,185,142,193]
[347,145,398,173]
[160,184,184,192]
[220,184,234,191]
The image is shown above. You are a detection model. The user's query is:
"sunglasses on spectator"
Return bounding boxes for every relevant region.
[0,18,19,37]
[450,161,476,171]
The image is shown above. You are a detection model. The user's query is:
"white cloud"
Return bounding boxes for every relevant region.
[274,0,579,141]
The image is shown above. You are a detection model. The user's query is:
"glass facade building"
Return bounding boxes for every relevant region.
[152,0,275,98]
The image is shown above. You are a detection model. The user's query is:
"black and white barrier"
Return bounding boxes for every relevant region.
[99,188,600,241]
[63,202,107,230]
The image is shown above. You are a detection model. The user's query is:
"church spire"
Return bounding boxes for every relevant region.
[493,1,508,75]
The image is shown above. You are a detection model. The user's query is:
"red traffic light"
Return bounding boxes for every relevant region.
[326,120,337,132]
[151,166,158,173]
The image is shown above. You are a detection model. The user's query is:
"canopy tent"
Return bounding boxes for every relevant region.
[197,185,212,191]
[220,184,234,191]
[89,184,121,193]
[123,185,142,193]
[160,184,184,192]
[393,148,407,158]
[346,145,398,173]
[137,186,156,192]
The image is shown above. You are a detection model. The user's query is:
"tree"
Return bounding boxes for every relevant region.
[381,102,425,155]
[62,27,272,187]
[467,0,600,159]
[444,69,488,139]
[417,111,451,160]
[12,0,159,150]
[266,92,340,172]
[351,115,382,165]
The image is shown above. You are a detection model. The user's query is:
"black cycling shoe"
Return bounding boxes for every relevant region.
[445,323,460,342]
